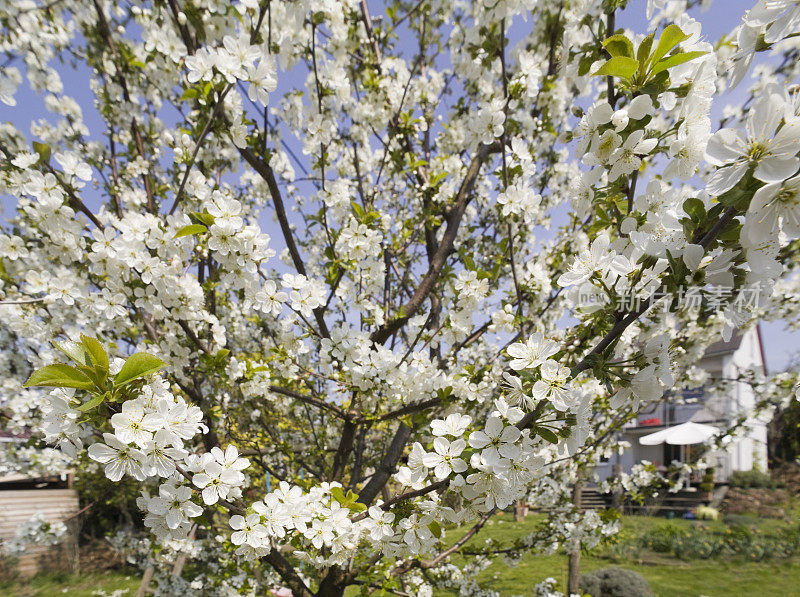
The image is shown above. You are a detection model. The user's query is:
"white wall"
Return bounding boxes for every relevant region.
[725,327,769,472]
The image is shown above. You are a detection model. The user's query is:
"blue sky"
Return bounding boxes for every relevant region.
[2,0,798,371]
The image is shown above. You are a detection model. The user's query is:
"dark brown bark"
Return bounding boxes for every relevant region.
[357,423,412,506]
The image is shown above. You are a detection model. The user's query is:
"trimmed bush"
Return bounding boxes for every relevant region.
[635,521,800,561]
[728,470,777,489]
[699,467,715,493]
[580,567,654,597]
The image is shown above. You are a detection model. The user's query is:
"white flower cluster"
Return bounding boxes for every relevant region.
[610,334,674,412]
[187,445,250,505]
[506,333,574,409]
[709,90,800,241]
[230,481,395,564]
[532,576,576,597]
[281,273,327,319]
[3,513,67,556]
[398,407,544,517]
[185,34,277,106]
[730,1,800,87]
[131,444,250,543]
[84,378,206,482]
[39,373,250,545]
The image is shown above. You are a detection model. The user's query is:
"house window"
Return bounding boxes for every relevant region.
[682,387,705,402]
[663,443,681,464]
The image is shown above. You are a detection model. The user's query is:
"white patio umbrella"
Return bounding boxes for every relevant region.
[638,421,718,446]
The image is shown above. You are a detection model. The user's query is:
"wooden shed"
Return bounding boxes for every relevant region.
[0,472,80,578]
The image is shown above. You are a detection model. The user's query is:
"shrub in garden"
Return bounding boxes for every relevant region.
[601,530,640,561]
[639,522,684,553]
[723,514,760,526]
[728,470,778,489]
[699,468,715,495]
[636,521,800,561]
[580,567,654,597]
[671,531,726,559]
[779,524,800,551]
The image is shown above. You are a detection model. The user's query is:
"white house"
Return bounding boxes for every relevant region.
[595,325,769,483]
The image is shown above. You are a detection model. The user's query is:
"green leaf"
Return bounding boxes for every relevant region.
[54,340,92,366]
[706,203,725,220]
[602,34,634,58]
[77,393,106,412]
[535,426,559,444]
[24,364,95,390]
[578,53,596,77]
[311,10,326,25]
[650,24,690,65]
[180,88,199,102]
[32,141,51,164]
[174,224,208,239]
[593,56,639,79]
[637,32,656,67]
[330,486,346,504]
[214,348,230,364]
[114,352,165,386]
[0,259,12,285]
[683,198,706,222]
[636,32,656,77]
[462,251,476,271]
[190,211,216,227]
[428,520,442,539]
[650,51,708,75]
[80,335,109,372]
[351,201,366,220]
[717,220,742,241]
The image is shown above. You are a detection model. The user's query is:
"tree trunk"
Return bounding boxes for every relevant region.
[514,499,527,522]
[611,462,622,511]
[315,569,346,597]
[568,479,583,595]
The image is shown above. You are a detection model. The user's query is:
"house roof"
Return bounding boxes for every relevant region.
[701,324,767,373]
[703,333,743,357]
[0,472,72,488]
[0,431,31,442]
[689,407,718,423]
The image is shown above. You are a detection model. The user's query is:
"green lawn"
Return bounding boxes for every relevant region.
[0,570,140,597]
[435,512,800,596]
[457,546,800,596]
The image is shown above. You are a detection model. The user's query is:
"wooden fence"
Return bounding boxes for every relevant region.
[0,488,80,577]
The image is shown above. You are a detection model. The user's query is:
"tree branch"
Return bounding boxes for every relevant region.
[393,509,495,575]
[356,422,412,506]
[168,83,234,215]
[238,147,331,337]
[370,142,500,345]
[268,385,350,419]
[265,550,315,597]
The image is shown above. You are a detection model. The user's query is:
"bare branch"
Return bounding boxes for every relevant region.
[371,142,501,345]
